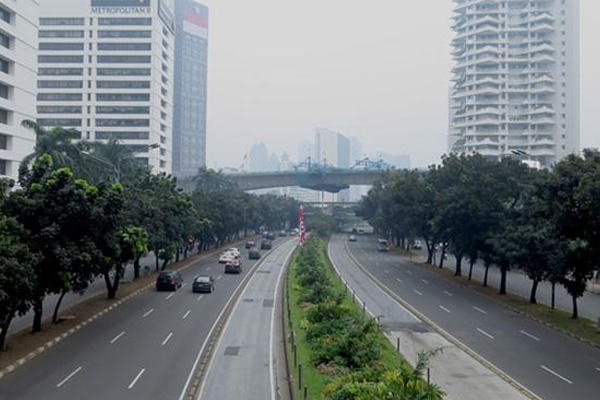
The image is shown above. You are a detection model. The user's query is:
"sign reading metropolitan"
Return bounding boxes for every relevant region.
[91,0,150,14]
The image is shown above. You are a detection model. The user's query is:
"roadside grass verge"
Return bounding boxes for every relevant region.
[417,263,600,348]
[284,236,442,400]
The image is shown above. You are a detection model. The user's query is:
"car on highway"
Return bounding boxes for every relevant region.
[358,228,365,235]
[261,240,273,250]
[377,239,389,252]
[349,235,357,242]
[267,232,276,240]
[249,249,261,260]
[225,261,242,274]
[245,241,255,249]
[226,248,241,257]
[156,271,183,291]
[412,240,423,250]
[219,252,234,263]
[262,231,269,239]
[279,230,287,237]
[192,275,215,293]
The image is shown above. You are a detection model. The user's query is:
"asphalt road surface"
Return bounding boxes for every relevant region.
[0,237,289,400]
[334,234,600,400]
[199,239,297,400]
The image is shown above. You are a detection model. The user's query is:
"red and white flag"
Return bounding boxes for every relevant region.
[299,205,305,245]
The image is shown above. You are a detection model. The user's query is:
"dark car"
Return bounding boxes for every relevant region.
[262,232,270,239]
[261,240,273,250]
[225,261,242,274]
[156,271,183,291]
[245,241,255,249]
[267,232,276,240]
[279,230,287,237]
[349,235,357,242]
[249,249,261,260]
[192,275,215,293]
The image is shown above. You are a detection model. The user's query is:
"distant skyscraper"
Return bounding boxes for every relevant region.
[449,0,580,167]
[314,128,351,202]
[173,0,208,178]
[37,0,176,173]
[0,1,38,180]
[250,143,269,172]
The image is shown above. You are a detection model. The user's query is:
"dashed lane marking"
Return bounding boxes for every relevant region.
[413,289,423,296]
[443,290,453,297]
[216,276,223,281]
[197,295,204,301]
[519,330,540,342]
[56,367,82,388]
[183,310,191,320]
[473,306,487,315]
[109,331,125,344]
[421,279,429,285]
[384,269,390,274]
[476,328,495,340]
[166,292,175,300]
[162,332,173,346]
[142,308,154,318]
[395,278,403,284]
[439,305,451,313]
[541,365,573,385]
[127,368,146,389]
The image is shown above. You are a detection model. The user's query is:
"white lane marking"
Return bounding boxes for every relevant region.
[166,292,176,300]
[395,278,403,284]
[127,368,146,389]
[162,332,173,346]
[519,330,540,342]
[477,328,495,340]
[56,367,82,388]
[405,270,413,276]
[181,283,187,288]
[183,309,191,320]
[413,289,423,296]
[109,331,125,344]
[421,279,429,285]
[207,267,211,271]
[473,306,487,315]
[384,269,390,274]
[142,308,154,318]
[197,294,204,301]
[439,305,451,313]
[443,290,453,297]
[541,365,573,384]
[216,276,222,281]
[595,367,600,373]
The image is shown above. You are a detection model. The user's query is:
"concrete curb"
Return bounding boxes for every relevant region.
[0,236,257,382]
[341,239,541,400]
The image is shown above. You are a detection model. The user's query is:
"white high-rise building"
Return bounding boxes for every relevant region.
[449,0,580,167]
[0,1,38,180]
[36,0,175,173]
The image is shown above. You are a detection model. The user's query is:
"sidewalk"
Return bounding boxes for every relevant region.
[409,248,600,322]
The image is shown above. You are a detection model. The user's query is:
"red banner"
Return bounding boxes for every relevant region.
[299,206,305,245]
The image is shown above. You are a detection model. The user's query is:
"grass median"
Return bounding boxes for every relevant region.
[283,236,442,400]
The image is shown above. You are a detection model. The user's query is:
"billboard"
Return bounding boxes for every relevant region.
[182,0,208,39]
[91,0,151,14]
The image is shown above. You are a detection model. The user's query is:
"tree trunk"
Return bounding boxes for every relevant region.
[161,259,169,271]
[155,254,160,271]
[455,254,463,277]
[107,266,121,300]
[499,263,508,295]
[52,289,68,324]
[483,262,490,287]
[133,255,141,280]
[0,313,14,350]
[439,245,446,269]
[32,296,44,333]
[571,295,578,319]
[425,239,433,265]
[468,259,475,280]
[529,279,539,304]
[175,247,180,263]
[184,245,189,259]
[551,282,556,310]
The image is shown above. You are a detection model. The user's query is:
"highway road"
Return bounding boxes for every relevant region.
[333,234,600,400]
[0,237,289,400]
[199,239,297,400]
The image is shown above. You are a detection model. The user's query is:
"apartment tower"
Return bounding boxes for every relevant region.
[37,0,176,173]
[449,0,580,167]
[0,1,38,180]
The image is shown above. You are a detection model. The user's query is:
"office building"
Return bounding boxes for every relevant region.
[314,128,350,202]
[37,0,175,173]
[449,0,580,167]
[0,1,38,180]
[172,0,208,177]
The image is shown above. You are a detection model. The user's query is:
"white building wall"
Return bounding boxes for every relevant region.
[36,0,174,173]
[0,0,38,180]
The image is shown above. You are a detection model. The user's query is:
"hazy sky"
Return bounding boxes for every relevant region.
[200,0,599,169]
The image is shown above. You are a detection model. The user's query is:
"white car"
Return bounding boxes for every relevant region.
[219,253,234,264]
[226,248,240,257]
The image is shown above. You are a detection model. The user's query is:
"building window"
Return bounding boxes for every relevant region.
[95,119,149,127]
[0,134,7,150]
[39,30,84,38]
[37,118,82,127]
[98,18,152,26]
[0,6,10,24]
[0,82,8,99]
[0,108,8,124]
[37,106,82,114]
[0,31,10,49]
[39,42,84,51]
[0,159,6,176]
[38,55,84,64]
[96,106,150,114]
[96,131,149,140]
[96,93,150,102]
[97,55,151,64]
[38,80,83,89]
[98,30,151,38]
[97,42,151,51]
[37,93,82,101]
[97,80,150,89]
[97,68,150,76]
[40,18,84,26]
[38,68,83,76]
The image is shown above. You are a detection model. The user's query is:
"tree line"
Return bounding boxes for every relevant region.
[0,123,299,349]
[357,151,600,319]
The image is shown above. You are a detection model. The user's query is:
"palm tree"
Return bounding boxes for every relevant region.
[81,139,147,183]
[191,168,236,192]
